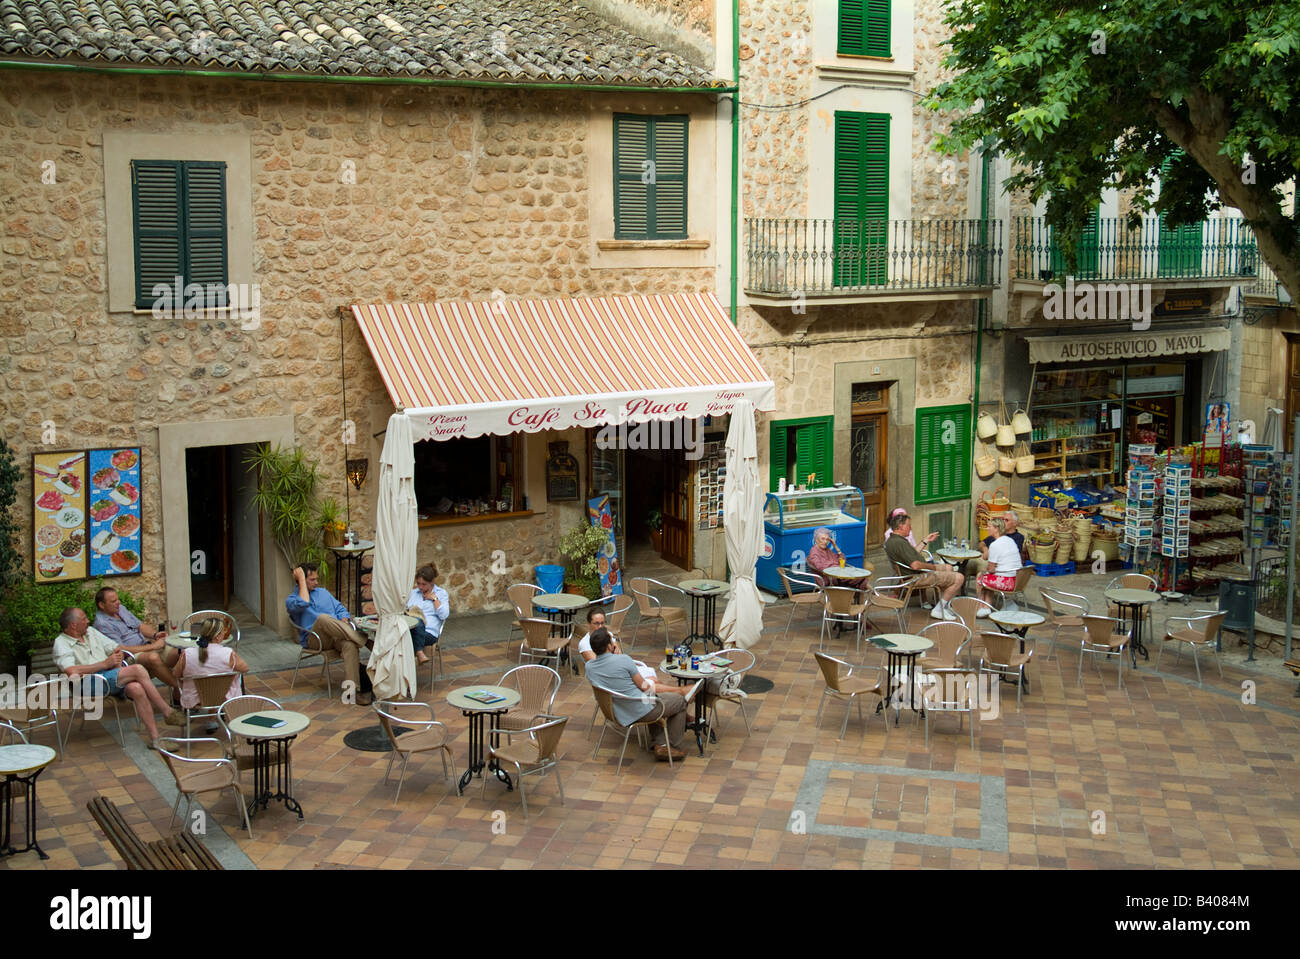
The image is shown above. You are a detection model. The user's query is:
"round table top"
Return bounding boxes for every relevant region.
[227,709,310,740]
[1105,588,1159,605]
[0,743,56,775]
[823,566,872,580]
[989,609,1046,627]
[165,631,197,649]
[533,593,589,612]
[659,658,732,680]
[447,685,522,713]
[873,633,935,654]
[328,540,375,554]
[1161,591,1185,601]
[936,548,982,561]
[678,579,729,594]
[353,614,422,633]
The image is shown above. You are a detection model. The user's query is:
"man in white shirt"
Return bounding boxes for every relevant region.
[52,607,184,745]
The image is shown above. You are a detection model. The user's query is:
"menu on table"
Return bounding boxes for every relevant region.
[32,450,88,583]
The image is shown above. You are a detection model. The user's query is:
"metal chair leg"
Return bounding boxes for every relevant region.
[1192,646,1202,686]
[394,753,410,802]
[839,698,852,739]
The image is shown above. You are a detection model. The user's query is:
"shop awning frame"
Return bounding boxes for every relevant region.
[352,292,775,442]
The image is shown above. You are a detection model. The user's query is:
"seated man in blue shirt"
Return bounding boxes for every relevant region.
[93,586,180,696]
[584,627,688,762]
[286,562,373,705]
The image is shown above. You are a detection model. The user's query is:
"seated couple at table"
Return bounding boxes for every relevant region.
[883,512,963,621]
[585,627,692,763]
[975,516,1023,614]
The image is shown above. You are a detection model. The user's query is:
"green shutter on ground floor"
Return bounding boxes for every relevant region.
[770,416,834,490]
[914,405,972,504]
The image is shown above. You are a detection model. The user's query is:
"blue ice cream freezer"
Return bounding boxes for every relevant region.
[756,485,867,594]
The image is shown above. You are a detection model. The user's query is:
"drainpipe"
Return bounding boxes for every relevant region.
[971,301,984,541]
[730,0,741,325]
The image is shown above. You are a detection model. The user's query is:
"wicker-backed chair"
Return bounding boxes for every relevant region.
[949,597,994,663]
[1038,587,1090,662]
[778,567,824,640]
[894,560,938,609]
[0,676,66,752]
[812,651,888,740]
[984,566,1035,610]
[1078,615,1131,689]
[820,586,867,652]
[978,631,1034,710]
[1105,573,1157,625]
[498,665,562,739]
[507,583,544,644]
[590,682,698,772]
[67,672,130,743]
[156,736,253,839]
[289,627,344,695]
[865,576,914,634]
[373,700,454,802]
[1158,611,1226,686]
[0,721,27,746]
[604,594,637,634]
[216,695,280,779]
[183,672,241,740]
[481,715,568,819]
[707,647,757,735]
[920,668,979,749]
[518,617,573,673]
[918,621,971,672]
[628,577,687,648]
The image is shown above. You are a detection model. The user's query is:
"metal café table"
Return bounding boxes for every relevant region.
[0,743,56,860]
[447,685,521,795]
[869,633,934,724]
[328,540,375,617]
[1104,587,1158,666]
[659,655,733,755]
[935,547,982,594]
[987,609,1045,692]
[165,631,198,650]
[678,579,729,651]
[822,565,872,590]
[225,710,310,820]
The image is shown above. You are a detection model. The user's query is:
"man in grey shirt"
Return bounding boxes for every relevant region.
[585,628,689,762]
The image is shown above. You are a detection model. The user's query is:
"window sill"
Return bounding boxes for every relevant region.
[418,510,534,529]
[597,239,710,251]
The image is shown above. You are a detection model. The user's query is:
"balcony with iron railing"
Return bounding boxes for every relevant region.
[1241,255,1283,301]
[1012,216,1258,286]
[744,218,1002,304]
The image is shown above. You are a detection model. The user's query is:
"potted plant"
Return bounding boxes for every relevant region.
[245,443,330,581]
[317,497,346,548]
[559,522,608,601]
[646,508,664,552]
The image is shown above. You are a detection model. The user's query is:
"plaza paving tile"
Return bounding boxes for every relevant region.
[3,605,1299,870]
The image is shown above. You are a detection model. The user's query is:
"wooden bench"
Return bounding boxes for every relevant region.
[87,796,223,870]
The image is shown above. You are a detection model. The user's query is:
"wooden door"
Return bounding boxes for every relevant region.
[661,451,691,569]
[1287,335,1300,453]
[219,446,232,608]
[851,384,890,544]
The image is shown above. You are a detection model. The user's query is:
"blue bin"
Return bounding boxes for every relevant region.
[534,564,564,595]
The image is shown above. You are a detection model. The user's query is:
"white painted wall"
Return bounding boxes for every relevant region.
[229,444,262,621]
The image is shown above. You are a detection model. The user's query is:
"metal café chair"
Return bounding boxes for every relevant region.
[778,567,824,641]
[481,715,569,820]
[156,736,254,839]
[181,610,241,649]
[1038,587,1090,663]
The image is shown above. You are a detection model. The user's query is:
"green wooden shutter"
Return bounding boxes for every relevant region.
[770,416,833,489]
[132,160,184,308]
[132,159,228,308]
[1048,205,1099,278]
[185,162,229,305]
[614,115,687,240]
[833,112,889,286]
[839,0,890,56]
[914,405,972,504]
[1157,155,1203,276]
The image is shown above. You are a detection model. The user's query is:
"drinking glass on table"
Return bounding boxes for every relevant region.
[665,644,675,668]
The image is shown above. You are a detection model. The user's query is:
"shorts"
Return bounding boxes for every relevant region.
[978,572,1016,592]
[82,668,126,698]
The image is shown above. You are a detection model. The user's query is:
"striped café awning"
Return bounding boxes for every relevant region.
[352,292,775,442]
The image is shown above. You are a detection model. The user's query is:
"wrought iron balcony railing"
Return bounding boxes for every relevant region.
[1013,216,1258,283]
[744,218,1002,297]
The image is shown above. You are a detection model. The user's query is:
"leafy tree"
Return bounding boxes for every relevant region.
[926,0,1299,294]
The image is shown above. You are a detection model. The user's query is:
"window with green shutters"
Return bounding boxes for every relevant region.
[914,405,972,505]
[131,159,229,309]
[1047,204,1100,279]
[833,112,890,287]
[838,0,890,56]
[770,416,834,491]
[1157,154,1204,276]
[613,114,688,240]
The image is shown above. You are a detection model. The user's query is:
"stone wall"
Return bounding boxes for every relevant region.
[0,73,715,619]
[913,0,975,220]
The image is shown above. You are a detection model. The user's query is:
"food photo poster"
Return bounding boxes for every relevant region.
[32,447,141,583]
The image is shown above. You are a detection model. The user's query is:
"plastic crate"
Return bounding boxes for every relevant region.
[1028,560,1076,577]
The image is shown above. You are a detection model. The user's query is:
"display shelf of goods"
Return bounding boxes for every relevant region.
[1028,432,1116,481]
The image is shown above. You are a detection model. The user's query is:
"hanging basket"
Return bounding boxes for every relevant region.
[1015,441,1036,475]
[975,449,997,479]
[998,453,1016,474]
[1012,408,1034,435]
[995,423,1016,447]
[977,412,998,441]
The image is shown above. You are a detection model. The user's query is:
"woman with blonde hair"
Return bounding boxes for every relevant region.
[976,517,1023,612]
[173,616,248,722]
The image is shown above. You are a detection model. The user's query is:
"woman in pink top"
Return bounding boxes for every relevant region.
[174,617,248,709]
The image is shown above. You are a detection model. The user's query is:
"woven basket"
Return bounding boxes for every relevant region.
[975,450,997,479]
[1072,530,1093,562]
[1032,506,1057,523]
[977,412,998,441]
[1015,441,1036,475]
[1029,539,1056,565]
[1054,541,1074,564]
[1092,534,1120,562]
[998,454,1016,474]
